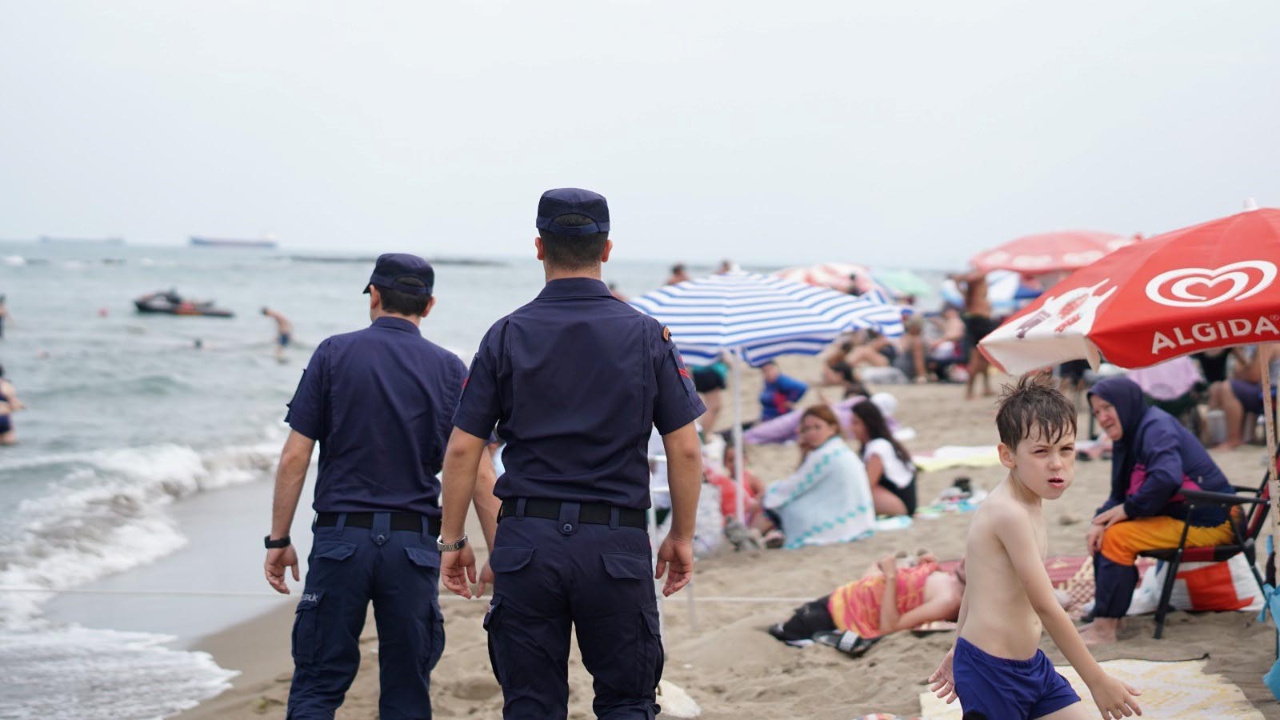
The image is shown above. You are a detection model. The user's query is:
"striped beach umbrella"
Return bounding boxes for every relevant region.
[630,271,904,367]
[631,271,904,523]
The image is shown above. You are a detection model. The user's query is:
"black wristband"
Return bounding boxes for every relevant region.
[264,534,292,549]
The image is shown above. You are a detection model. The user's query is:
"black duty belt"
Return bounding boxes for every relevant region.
[315,512,440,536]
[498,498,646,529]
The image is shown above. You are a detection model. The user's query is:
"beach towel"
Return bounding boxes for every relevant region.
[913,446,1001,472]
[918,658,1263,719]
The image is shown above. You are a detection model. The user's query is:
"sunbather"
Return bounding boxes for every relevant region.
[768,552,964,656]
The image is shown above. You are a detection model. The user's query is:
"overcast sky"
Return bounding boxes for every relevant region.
[1,1,1276,267]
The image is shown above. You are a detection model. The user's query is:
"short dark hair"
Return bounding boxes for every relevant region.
[996,374,1077,450]
[539,213,609,269]
[376,278,430,316]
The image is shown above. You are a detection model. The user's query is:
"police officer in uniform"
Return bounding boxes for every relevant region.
[263,253,476,720]
[438,188,706,719]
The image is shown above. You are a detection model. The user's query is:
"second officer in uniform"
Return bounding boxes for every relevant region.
[263,253,480,720]
[439,188,705,719]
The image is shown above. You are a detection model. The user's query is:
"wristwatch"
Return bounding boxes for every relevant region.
[437,534,468,552]
[264,534,292,549]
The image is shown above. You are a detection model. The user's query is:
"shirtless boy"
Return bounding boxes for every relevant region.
[930,376,1142,719]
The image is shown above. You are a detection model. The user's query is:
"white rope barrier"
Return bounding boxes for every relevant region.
[0,586,810,604]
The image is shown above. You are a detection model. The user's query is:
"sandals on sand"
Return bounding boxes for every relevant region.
[813,630,880,658]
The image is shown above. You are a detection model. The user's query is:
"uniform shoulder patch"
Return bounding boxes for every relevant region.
[662,325,672,342]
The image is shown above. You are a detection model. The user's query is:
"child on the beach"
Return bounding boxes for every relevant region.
[929,376,1142,719]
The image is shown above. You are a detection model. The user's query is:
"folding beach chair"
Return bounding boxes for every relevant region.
[1139,462,1273,639]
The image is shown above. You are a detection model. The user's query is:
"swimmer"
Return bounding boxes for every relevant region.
[0,364,25,445]
[262,307,294,361]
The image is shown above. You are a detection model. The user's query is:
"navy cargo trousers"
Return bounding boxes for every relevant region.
[484,501,665,719]
[287,513,445,720]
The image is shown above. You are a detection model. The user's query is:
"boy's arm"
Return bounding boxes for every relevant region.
[994,504,1142,717]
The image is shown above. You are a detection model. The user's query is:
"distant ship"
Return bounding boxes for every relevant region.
[39,235,125,245]
[190,235,278,249]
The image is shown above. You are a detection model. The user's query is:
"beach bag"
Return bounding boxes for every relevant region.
[1127,554,1263,615]
[1127,463,1201,504]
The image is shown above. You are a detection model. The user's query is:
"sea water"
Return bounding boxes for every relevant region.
[0,242,682,719]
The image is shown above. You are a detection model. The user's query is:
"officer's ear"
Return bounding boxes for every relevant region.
[534,236,545,262]
[368,285,381,312]
[421,295,437,318]
[600,239,613,264]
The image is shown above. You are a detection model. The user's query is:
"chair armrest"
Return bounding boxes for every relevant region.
[1182,489,1267,506]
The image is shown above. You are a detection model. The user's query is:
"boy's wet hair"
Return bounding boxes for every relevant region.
[995,374,1077,449]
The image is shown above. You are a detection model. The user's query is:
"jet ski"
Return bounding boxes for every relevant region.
[134,290,234,318]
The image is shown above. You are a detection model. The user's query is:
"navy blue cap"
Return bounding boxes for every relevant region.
[363,253,434,297]
[536,188,610,236]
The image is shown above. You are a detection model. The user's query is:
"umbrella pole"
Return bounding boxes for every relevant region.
[1263,344,1278,584]
[732,349,746,527]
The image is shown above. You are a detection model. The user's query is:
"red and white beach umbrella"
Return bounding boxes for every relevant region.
[971,230,1138,275]
[979,209,1280,374]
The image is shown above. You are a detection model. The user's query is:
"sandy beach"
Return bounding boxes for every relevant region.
[177,355,1280,719]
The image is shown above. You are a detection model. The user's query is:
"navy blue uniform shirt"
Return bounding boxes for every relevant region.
[286,316,467,517]
[453,277,705,509]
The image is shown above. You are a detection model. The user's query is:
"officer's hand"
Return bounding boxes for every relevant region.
[264,546,299,595]
[655,535,694,597]
[474,561,495,598]
[441,545,478,599]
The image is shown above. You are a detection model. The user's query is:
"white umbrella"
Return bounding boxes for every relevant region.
[631,271,904,522]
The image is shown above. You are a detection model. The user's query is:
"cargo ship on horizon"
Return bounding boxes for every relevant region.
[190,235,278,249]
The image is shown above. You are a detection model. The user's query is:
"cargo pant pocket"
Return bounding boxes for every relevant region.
[641,605,665,693]
[404,546,445,672]
[291,589,325,665]
[483,595,505,686]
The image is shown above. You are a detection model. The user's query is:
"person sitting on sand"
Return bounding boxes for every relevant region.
[1080,376,1236,646]
[928,376,1141,720]
[847,329,898,368]
[754,406,875,549]
[758,360,808,422]
[768,552,965,656]
[705,438,765,523]
[823,360,870,399]
[1206,343,1279,449]
[850,400,917,517]
[0,364,24,445]
[893,316,930,384]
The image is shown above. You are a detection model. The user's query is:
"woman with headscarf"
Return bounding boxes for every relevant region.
[1080,376,1237,645]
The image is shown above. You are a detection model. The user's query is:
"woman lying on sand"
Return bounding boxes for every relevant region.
[768,552,965,657]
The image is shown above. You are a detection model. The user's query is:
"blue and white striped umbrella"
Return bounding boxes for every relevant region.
[630,272,905,367]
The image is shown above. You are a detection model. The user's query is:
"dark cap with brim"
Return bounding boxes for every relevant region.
[362,253,434,296]
[536,188,610,236]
